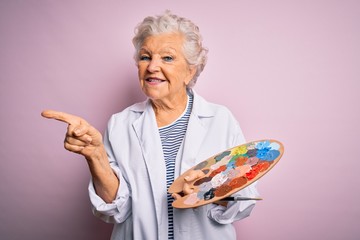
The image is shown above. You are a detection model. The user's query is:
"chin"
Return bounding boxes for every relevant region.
[142,90,164,101]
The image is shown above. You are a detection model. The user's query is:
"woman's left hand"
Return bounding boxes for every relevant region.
[171,170,205,200]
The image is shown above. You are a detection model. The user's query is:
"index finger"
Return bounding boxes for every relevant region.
[41,110,82,125]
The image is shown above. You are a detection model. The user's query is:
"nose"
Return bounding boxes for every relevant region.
[147,57,161,72]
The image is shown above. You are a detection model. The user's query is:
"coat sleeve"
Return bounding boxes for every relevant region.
[207,114,259,224]
[88,115,132,224]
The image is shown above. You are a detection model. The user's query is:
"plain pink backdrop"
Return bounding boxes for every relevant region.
[1,0,359,239]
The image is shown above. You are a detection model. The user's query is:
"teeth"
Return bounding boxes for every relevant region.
[147,78,163,82]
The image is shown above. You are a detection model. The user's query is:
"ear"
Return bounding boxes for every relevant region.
[185,65,197,85]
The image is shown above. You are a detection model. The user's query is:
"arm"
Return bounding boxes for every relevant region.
[41,110,119,203]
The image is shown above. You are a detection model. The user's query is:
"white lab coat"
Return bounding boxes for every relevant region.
[89,91,258,240]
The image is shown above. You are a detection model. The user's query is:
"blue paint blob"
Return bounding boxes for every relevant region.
[263,150,280,161]
[269,142,280,150]
[256,140,271,150]
[256,148,270,160]
[226,160,236,169]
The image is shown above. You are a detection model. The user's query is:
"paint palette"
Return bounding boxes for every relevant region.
[168,139,284,208]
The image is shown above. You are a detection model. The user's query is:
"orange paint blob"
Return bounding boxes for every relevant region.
[235,156,247,167]
[214,184,232,197]
[209,165,227,177]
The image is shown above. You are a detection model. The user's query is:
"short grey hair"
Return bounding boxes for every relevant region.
[132,11,208,88]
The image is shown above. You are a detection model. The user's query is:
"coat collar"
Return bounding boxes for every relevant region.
[128,89,215,118]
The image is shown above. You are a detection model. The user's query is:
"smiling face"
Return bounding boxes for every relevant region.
[137,33,196,105]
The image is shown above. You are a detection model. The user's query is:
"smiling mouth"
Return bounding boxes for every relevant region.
[146,78,165,83]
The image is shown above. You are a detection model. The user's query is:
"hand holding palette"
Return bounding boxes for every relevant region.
[168,139,284,209]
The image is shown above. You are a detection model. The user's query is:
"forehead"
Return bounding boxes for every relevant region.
[141,33,185,52]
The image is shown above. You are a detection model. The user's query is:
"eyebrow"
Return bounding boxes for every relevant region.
[139,46,177,54]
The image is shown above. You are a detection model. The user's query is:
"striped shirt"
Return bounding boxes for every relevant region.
[159,94,193,240]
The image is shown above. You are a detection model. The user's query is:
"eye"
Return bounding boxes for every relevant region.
[162,56,173,62]
[139,55,151,61]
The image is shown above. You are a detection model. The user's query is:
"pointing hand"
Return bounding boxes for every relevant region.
[41,110,103,160]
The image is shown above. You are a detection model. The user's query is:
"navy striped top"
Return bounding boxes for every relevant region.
[159,93,193,240]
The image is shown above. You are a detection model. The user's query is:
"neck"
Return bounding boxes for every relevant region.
[152,91,188,127]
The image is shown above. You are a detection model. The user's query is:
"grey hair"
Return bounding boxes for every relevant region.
[132,11,208,88]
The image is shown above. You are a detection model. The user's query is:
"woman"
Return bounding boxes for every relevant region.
[42,11,258,240]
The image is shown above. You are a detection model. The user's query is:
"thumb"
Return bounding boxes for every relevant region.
[72,123,103,146]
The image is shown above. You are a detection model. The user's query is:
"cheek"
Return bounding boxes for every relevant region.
[137,65,145,78]
[180,67,193,84]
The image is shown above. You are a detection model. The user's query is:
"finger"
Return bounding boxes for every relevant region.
[65,135,92,146]
[84,125,103,145]
[66,125,92,145]
[66,121,102,148]
[66,123,90,139]
[184,170,205,182]
[41,110,84,126]
[183,183,194,195]
[172,193,181,200]
[64,141,85,153]
[72,124,90,137]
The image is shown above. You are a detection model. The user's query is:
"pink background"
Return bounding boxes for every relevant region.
[1,0,359,239]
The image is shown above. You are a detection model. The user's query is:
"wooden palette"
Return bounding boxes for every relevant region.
[168,139,284,208]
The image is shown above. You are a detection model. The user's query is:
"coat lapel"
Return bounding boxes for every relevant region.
[132,100,168,236]
[177,113,207,175]
[176,91,214,176]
